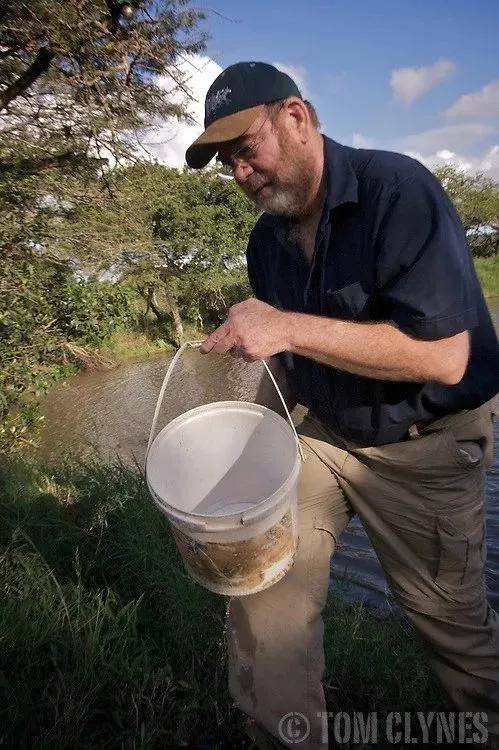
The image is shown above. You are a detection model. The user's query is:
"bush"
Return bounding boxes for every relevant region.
[0,247,137,452]
[56,276,136,346]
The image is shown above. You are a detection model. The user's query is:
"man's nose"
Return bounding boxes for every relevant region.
[233,161,254,184]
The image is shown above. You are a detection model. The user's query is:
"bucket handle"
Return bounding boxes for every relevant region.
[145,340,305,465]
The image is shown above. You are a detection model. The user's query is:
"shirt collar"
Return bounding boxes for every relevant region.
[273,135,358,247]
[323,135,358,211]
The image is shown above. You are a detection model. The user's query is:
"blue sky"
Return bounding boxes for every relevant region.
[153,1,498,180]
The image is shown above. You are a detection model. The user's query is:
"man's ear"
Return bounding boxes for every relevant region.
[285,98,310,141]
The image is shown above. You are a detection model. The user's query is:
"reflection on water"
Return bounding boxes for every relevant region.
[38,350,265,467]
[38,300,499,615]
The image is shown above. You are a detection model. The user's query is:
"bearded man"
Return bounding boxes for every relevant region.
[185,62,499,749]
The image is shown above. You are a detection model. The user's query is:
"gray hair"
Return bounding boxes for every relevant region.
[265,97,320,130]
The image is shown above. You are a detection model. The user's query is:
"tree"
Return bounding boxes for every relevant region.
[0,0,210,280]
[434,164,499,257]
[0,0,207,174]
[0,0,211,341]
[40,163,258,343]
[0,0,212,449]
[0,243,137,451]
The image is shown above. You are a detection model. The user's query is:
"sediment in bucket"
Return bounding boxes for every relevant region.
[170,506,295,594]
[145,343,304,596]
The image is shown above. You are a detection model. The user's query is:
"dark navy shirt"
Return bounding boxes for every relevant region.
[246,135,499,446]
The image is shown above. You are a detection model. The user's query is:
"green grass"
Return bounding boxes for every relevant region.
[323,591,446,715]
[99,325,206,362]
[99,329,173,360]
[475,256,499,299]
[0,458,446,749]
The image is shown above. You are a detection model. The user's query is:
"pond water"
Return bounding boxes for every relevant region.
[38,299,499,615]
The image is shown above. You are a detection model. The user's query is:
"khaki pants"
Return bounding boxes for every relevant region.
[226,402,499,748]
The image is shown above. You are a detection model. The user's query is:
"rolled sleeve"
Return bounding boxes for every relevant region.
[375,172,479,340]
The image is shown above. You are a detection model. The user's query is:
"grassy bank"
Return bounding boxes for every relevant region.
[99,325,205,362]
[99,329,174,360]
[0,458,447,749]
[475,256,499,299]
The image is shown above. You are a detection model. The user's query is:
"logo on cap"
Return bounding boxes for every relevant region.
[205,87,232,121]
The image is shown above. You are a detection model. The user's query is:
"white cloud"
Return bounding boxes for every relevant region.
[352,132,376,149]
[142,54,223,168]
[403,145,499,182]
[481,144,499,172]
[436,149,455,160]
[392,122,494,154]
[350,128,499,182]
[390,59,456,105]
[272,62,308,98]
[445,79,499,121]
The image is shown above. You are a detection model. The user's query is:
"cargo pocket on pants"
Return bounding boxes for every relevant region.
[435,516,487,590]
[435,517,468,588]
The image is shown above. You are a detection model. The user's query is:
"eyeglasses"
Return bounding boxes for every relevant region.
[216,103,284,171]
[215,114,271,171]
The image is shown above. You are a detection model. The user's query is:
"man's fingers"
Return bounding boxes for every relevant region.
[199,322,230,353]
[199,337,214,354]
[212,333,236,354]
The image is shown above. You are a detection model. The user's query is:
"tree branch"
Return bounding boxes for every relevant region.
[0,150,103,176]
[0,46,54,111]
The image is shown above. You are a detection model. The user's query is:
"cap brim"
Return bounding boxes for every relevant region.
[185,104,265,169]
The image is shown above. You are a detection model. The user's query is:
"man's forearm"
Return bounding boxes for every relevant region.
[285,311,469,385]
[199,298,470,385]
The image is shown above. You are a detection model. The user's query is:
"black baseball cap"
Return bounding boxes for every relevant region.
[185,61,302,169]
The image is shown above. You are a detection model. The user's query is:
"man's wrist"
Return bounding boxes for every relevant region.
[281,310,303,353]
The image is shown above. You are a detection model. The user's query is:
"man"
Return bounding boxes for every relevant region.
[185,62,499,749]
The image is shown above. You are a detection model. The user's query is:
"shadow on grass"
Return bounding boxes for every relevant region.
[0,457,446,749]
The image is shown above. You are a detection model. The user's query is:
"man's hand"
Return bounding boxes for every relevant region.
[199,298,291,362]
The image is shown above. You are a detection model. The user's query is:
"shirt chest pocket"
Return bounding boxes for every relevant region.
[325,281,372,321]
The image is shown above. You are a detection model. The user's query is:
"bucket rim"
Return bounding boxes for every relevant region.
[145,400,302,529]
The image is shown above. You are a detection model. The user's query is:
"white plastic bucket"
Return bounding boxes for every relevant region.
[145,341,305,596]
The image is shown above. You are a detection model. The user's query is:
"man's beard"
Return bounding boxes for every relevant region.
[251,179,312,217]
[244,144,316,217]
